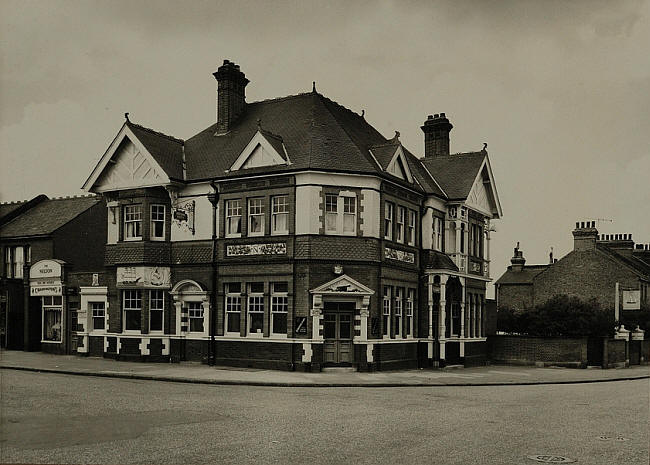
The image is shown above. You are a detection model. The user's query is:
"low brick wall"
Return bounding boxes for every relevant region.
[488,335,588,368]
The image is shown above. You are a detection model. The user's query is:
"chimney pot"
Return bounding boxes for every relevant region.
[427,115,434,120]
[576,222,580,229]
[440,112,446,117]
[422,112,453,157]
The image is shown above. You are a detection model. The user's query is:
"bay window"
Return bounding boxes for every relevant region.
[248,198,265,236]
[225,283,241,334]
[271,282,288,335]
[325,194,338,233]
[226,200,242,237]
[91,302,105,330]
[149,290,164,332]
[384,202,394,240]
[124,205,142,240]
[271,196,289,234]
[123,289,142,331]
[433,217,443,251]
[247,282,264,335]
[42,296,63,342]
[150,204,165,240]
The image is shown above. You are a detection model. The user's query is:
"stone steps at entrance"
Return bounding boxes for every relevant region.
[322,367,356,373]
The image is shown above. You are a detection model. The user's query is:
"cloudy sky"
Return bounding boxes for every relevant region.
[1,0,648,292]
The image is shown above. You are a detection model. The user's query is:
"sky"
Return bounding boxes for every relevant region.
[1,0,649,294]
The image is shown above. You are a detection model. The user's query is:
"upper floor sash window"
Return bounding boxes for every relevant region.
[325,193,357,235]
[226,200,242,237]
[384,202,394,240]
[248,198,265,236]
[150,205,166,240]
[407,210,416,246]
[271,196,289,234]
[396,206,405,243]
[124,205,143,240]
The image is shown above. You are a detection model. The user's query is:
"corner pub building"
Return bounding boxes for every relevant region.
[78,59,503,371]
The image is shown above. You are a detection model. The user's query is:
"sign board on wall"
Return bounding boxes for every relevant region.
[30,260,64,296]
[227,243,287,257]
[172,199,195,235]
[622,290,641,310]
[384,247,415,264]
[116,266,171,288]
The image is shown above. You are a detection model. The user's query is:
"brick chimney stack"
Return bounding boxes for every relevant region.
[573,221,598,251]
[421,113,453,158]
[510,242,526,272]
[213,60,249,135]
[598,232,635,257]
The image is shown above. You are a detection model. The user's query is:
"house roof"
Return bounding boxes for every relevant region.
[495,265,549,285]
[126,122,185,181]
[597,244,650,279]
[0,195,102,239]
[422,249,459,271]
[420,152,486,200]
[0,201,28,220]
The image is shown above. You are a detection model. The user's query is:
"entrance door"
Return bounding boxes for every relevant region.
[323,302,354,366]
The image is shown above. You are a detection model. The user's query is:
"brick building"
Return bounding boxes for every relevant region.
[496,222,650,320]
[0,195,106,353]
[79,59,503,370]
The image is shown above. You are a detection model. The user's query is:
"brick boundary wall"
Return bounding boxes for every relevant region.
[488,335,588,368]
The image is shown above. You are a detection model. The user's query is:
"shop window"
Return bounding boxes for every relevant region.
[91,302,105,330]
[383,286,391,337]
[247,282,264,335]
[271,282,288,335]
[248,198,265,236]
[384,202,394,240]
[225,283,241,334]
[149,290,164,332]
[226,200,242,237]
[406,289,414,336]
[450,302,460,337]
[394,287,403,337]
[271,196,289,234]
[123,289,142,331]
[407,210,416,246]
[188,302,204,333]
[4,246,26,279]
[124,205,142,240]
[42,296,62,342]
[150,205,166,240]
[325,193,357,235]
[396,206,405,243]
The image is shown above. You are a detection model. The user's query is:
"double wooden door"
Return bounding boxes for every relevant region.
[323,302,355,365]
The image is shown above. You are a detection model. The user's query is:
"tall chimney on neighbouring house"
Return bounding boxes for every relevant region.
[213,59,249,134]
[573,221,598,251]
[510,242,526,272]
[421,113,453,157]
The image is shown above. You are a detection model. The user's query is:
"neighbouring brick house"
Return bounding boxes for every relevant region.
[496,222,650,320]
[0,195,106,353]
[80,59,503,370]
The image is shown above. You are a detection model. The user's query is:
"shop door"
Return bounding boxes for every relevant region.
[323,302,354,365]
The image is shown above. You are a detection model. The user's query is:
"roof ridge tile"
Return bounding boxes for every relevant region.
[128,121,185,144]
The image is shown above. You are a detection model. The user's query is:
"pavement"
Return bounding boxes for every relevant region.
[1,349,648,387]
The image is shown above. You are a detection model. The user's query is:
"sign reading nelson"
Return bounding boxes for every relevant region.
[29,259,65,296]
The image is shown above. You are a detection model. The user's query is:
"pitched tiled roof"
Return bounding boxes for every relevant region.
[495,265,549,285]
[422,250,459,271]
[0,196,102,238]
[127,122,185,181]
[597,244,650,279]
[0,201,28,220]
[421,152,486,200]
[368,142,398,170]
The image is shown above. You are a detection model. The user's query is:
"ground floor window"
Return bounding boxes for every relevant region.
[123,290,142,331]
[394,287,403,337]
[406,289,414,336]
[450,302,461,337]
[188,302,204,332]
[248,282,264,335]
[383,286,391,337]
[91,302,105,330]
[225,283,241,334]
[271,282,288,335]
[149,290,164,332]
[42,296,62,342]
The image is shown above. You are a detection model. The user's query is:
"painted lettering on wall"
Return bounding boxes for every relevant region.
[227,243,287,257]
[384,247,415,264]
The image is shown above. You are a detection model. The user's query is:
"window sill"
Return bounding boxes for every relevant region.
[150,237,166,242]
[225,234,242,239]
[41,340,63,344]
[247,233,265,238]
[124,237,143,242]
[247,332,264,338]
[224,332,241,337]
[271,231,289,236]
[270,333,288,339]
[122,330,142,335]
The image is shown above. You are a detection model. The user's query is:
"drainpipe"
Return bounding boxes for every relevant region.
[207,182,220,366]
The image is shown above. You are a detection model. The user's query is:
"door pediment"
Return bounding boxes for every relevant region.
[310,274,374,295]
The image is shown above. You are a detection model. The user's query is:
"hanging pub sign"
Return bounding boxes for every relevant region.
[172,199,195,235]
[116,266,171,288]
[30,260,64,296]
[622,290,641,310]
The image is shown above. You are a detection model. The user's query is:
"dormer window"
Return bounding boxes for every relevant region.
[124,205,142,240]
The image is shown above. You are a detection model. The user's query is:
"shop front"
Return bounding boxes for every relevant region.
[29,259,68,354]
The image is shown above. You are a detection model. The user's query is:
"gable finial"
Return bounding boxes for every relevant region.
[124,112,130,122]
[312,81,316,93]
[482,142,487,152]
[257,118,262,131]
[392,131,400,143]
[361,109,365,118]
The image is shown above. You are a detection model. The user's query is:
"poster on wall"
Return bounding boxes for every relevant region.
[116,266,171,288]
